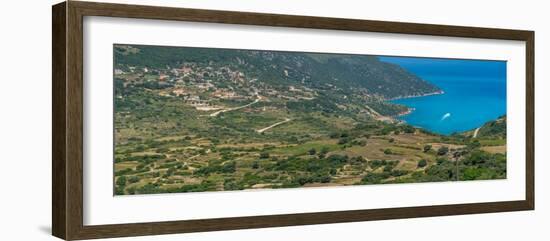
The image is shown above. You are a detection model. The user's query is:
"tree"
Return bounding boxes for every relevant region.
[116,176,127,186]
[308,148,317,155]
[251,161,260,169]
[319,175,331,183]
[356,139,367,146]
[402,125,415,133]
[423,144,432,153]
[417,159,428,168]
[338,137,350,145]
[115,186,125,195]
[318,147,329,158]
[288,136,299,143]
[384,149,393,155]
[350,156,366,164]
[128,176,140,184]
[221,161,237,173]
[259,152,270,159]
[467,140,481,149]
[383,164,394,172]
[437,146,449,156]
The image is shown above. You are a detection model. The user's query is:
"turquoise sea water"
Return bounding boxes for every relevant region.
[380,56,507,135]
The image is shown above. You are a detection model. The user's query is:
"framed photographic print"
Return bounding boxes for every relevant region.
[52,1,534,240]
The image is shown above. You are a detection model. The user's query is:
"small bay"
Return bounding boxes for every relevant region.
[380,56,507,135]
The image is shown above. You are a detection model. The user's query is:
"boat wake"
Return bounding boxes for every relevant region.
[441,113,451,121]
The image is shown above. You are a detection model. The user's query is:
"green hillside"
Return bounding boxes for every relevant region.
[115,45,440,99]
[477,116,506,138]
[112,44,506,195]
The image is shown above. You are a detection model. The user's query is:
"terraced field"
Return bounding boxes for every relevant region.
[113,44,506,195]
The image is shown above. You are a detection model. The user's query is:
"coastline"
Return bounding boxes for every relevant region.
[387,89,444,120]
[395,107,415,117]
[387,90,445,101]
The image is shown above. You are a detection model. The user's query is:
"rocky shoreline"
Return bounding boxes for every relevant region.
[388,90,445,101]
[396,107,415,117]
[387,90,444,119]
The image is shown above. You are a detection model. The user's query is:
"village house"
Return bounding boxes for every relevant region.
[172,88,188,96]
[171,69,179,76]
[212,89,240,99]
[114,69,125,75]
[196,82,214,90]
[186,95,200,102]
[159,74,169,81]
[179,66,193,75]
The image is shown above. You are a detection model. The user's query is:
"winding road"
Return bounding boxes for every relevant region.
[473,127,481,138]
[256,118,292,133]
[207,94,291,133]
[209,97,260,117]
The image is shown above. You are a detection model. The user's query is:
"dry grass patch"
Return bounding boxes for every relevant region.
[481,145,506,154]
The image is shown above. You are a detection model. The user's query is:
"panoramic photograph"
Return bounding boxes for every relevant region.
[113,44,507,195]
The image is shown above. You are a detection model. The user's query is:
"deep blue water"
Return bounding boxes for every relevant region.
[379,56,507,135]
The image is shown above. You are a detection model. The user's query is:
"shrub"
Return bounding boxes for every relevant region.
[402,125,415,133]
[369,160,384,169]
[319,175,331,183]
[318,147,329,159]
[224,179,244,190]
[423,144,432,153]
[467,140,481,149]
[116,176,127,186]
[423,160,456,181]
[128,176,140,184]
[356,139,367,146]
[361,172,391,184]
[259,152,270,159]
[221,161,237,173]
[338,137,350,145]
[308,148,317,155]
[350,156,366,165]
[156,147,170,153]
[115,186,125,195]
[417,159,428,168]
[391,169,409,177]
[127,187,136,195]
[251,161,260,169]
[327,154,349,164]
[437,146,449,156]
[384,149,393,155]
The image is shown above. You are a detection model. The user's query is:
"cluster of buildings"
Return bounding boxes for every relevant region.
[115,61,319,111]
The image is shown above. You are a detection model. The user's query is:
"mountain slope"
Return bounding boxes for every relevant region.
[115,45,440,99]
[462,116,506,139]
[476,116,506,138]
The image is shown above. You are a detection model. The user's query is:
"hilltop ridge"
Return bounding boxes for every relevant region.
[115,45,440,100]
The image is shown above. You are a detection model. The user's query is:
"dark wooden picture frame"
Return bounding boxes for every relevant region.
[52,1,534,240]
